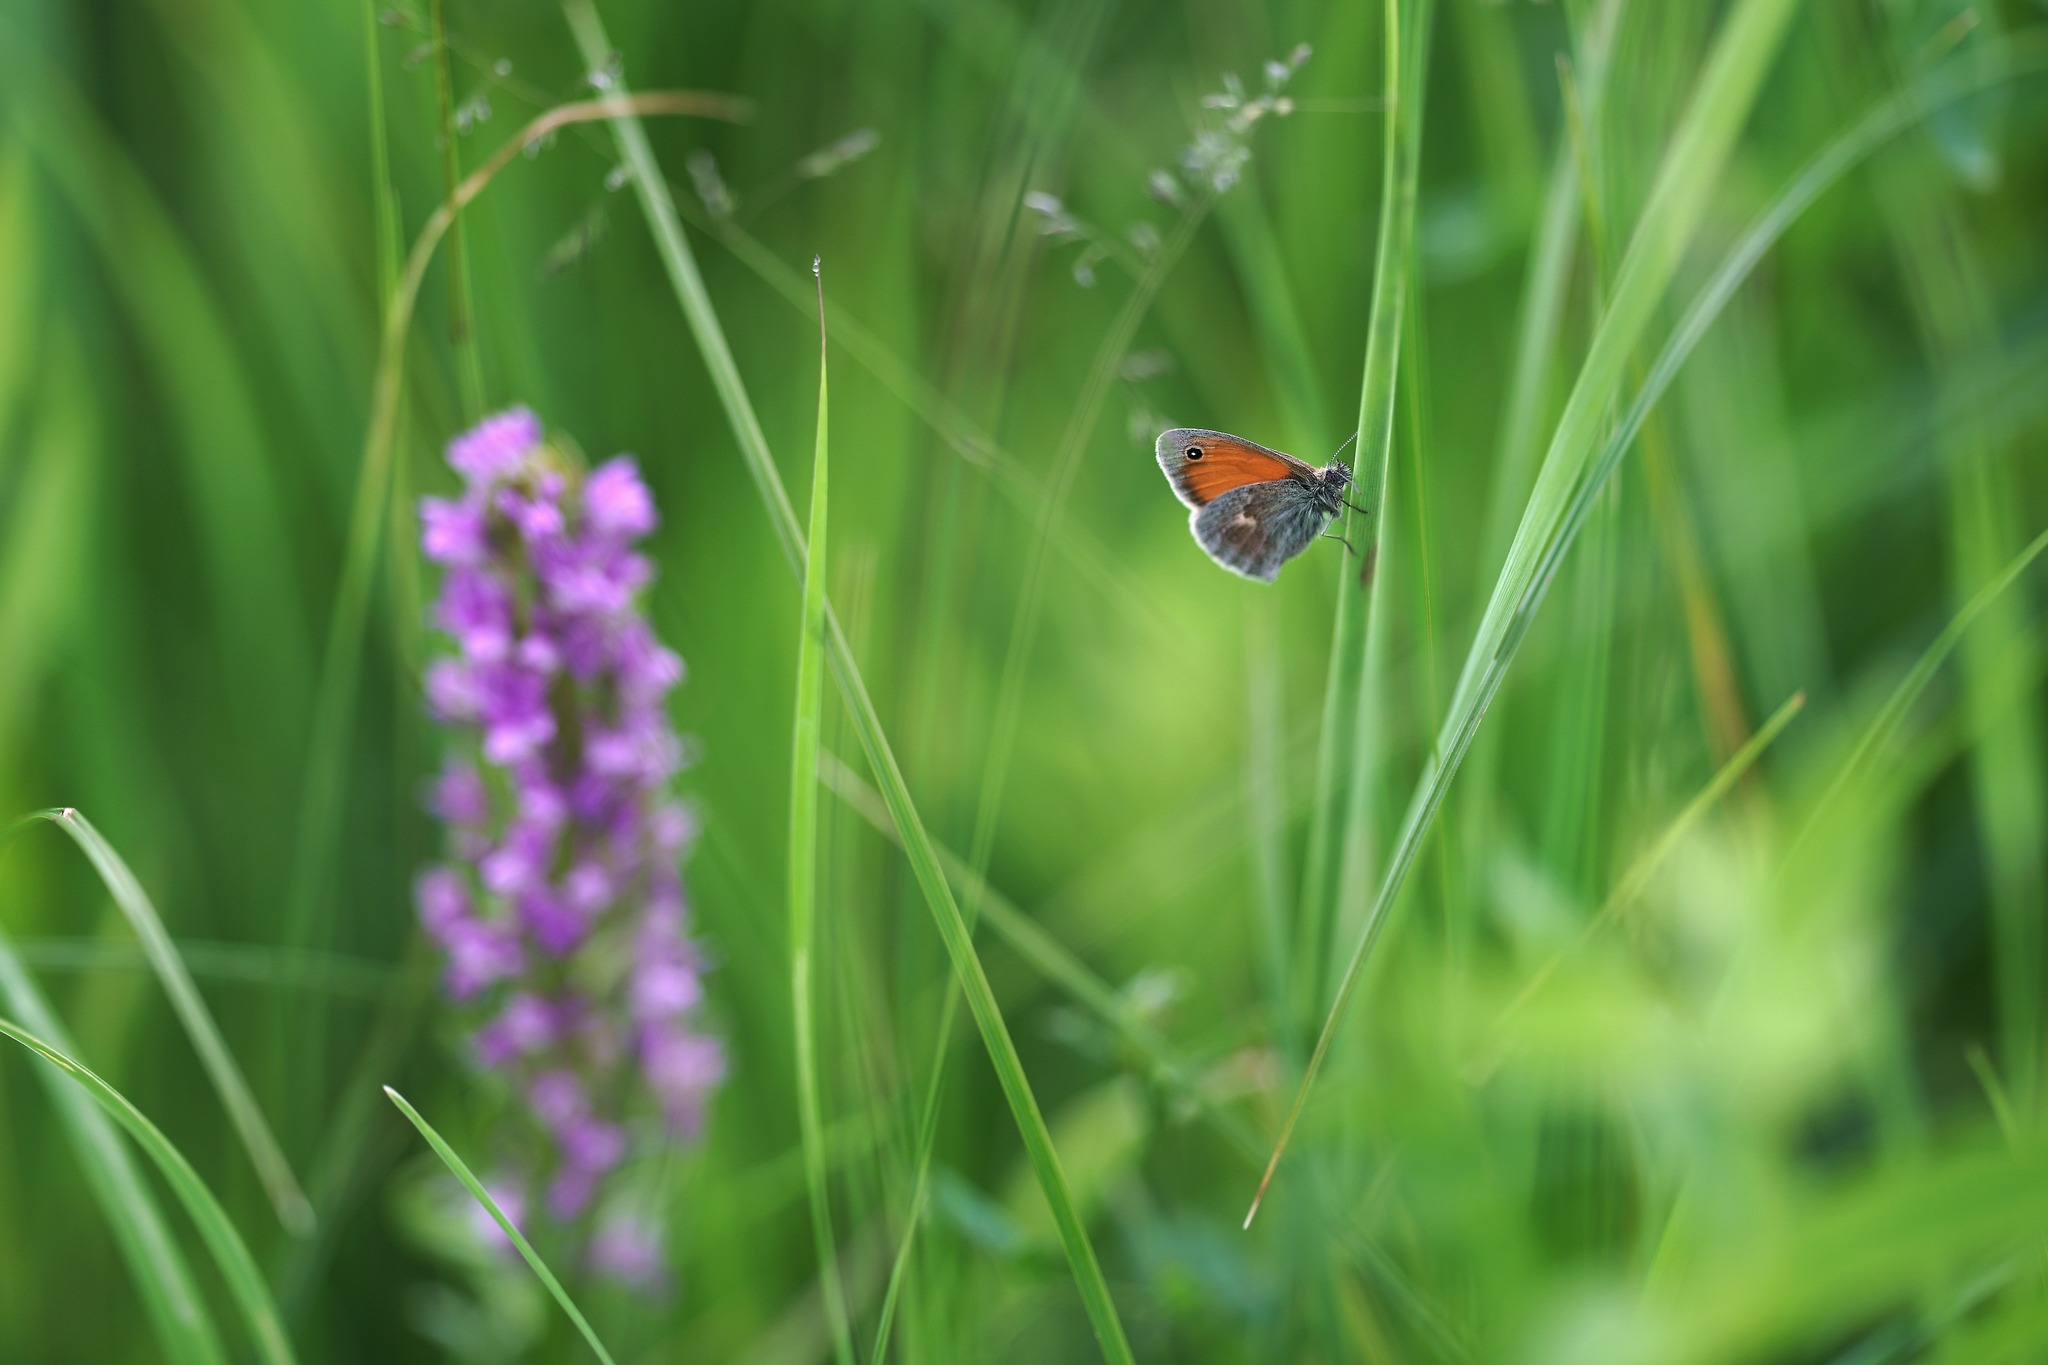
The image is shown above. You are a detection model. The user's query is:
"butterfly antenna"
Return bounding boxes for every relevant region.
[1331,429,1360,461]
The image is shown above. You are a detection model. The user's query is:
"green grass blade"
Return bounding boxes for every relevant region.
[1271,0,1435,1217]
[818,751,1249,1150]
[1798,523,2048,852]
[1294,0,1433,1040]
[1294,534,1366,1041]
[1476,0,1624,572]
[0,1017,296,1365]
[0,927,226,1365]
[381,1087,617,1365]
[1251,0,1804,1222]
[562,7,1134,1356]
[1471,688,1808,1079]
[1330,0,1434,1001]
[790,261,855,1365]
[11,809,311,1234]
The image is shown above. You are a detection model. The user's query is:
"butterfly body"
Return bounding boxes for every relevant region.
[1154,427,1353,582]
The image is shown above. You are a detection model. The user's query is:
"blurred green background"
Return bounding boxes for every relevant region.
[2,0,2047,1360]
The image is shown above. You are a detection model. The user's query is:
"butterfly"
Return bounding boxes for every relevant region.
[1154,428,1358,582]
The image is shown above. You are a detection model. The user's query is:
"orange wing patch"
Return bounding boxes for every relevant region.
[1161,436,1302,507]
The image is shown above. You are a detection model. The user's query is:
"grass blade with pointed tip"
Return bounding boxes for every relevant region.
[0,925,226,1365]
[0,1018,295,1365]
[1471,688,1809,1080]
[382,1087,617,1365]
[789,259,856,1365]
[8,808,311,1235]
[1798,522,2048,852]
[561,6,1133,1357]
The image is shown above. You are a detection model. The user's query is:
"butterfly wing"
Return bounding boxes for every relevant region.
[1190,480,1334,583]
[1156,428,1319,510]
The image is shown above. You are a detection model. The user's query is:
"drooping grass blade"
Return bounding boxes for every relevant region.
[0,928,226,1365]
[0,1018,296,1365]
[8,808,312,1234]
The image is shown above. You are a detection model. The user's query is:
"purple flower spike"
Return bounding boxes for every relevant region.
[415,407,720,1288]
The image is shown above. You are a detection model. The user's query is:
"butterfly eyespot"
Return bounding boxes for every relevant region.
[1184,445,1204,461]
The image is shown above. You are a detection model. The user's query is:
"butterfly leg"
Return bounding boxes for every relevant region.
[1319,529,1358,556]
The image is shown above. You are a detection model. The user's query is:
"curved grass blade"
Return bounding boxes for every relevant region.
[1796,521,2048,853]
[1247,0,1808,1225]
[7,808,312,1235]
[789,260,856,1365]
[382,1087,617,1365]
[0,1018,296,1365]
[1469,688,1808,1080]
[816,751,1252,1152]
[0,930,226,1365]
[561,6,1134,1357]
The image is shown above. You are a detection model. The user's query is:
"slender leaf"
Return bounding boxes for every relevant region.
[0,928,226,1365]
[0,1018,296,1365]
[382,1087,617,1365]
[9,808,311,1233]
[789,260,855,1365]
[1799,522,2048,851]
[1472,688,1809,1079]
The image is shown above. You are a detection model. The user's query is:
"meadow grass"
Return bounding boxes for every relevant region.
[0,0,2045,1360]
